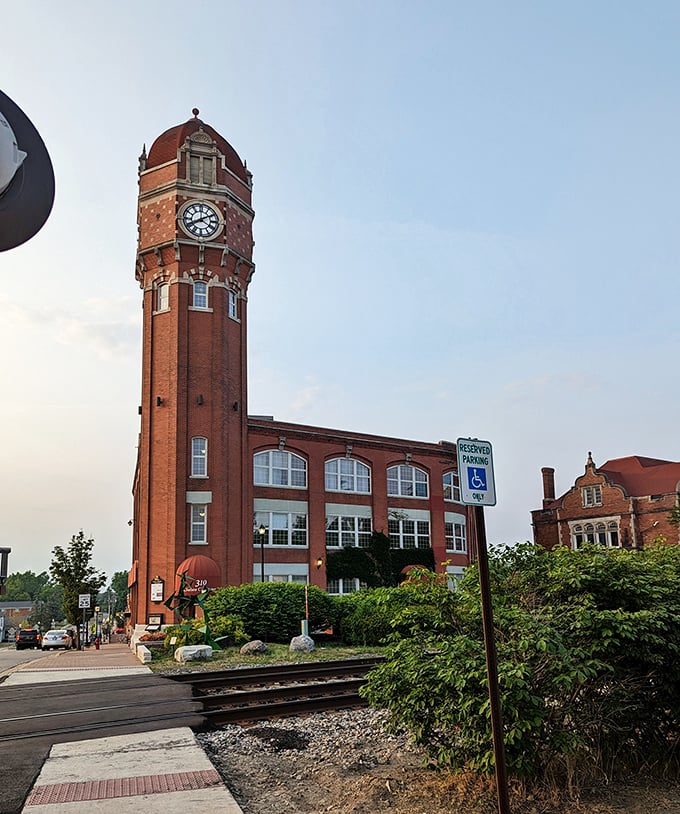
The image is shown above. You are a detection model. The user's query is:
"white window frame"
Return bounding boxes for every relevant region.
[193,280,208,309]
[228,290,238,319]
[324,458,371,494]
[443,471,461,502]
[581,485,603,508]
[191,437,207,477]
[326,578,363,595]
[156,283,169,312]
[254,510,308,547]
[253,450,307,489]
[388,516,431,549]
[445,521,467,553]
[325,515,372,548]
[387,464,429,498]
[190,504,207,544]
[571,518,620,550]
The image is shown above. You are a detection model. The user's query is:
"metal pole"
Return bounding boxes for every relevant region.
[260,538,264,582]
[473,504,511,814]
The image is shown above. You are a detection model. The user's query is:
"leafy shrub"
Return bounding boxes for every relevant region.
[361,544,680,786]
[205,582,337,643]
[336,585,434,645]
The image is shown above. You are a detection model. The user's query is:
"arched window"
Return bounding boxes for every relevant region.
[443,471,461,502]
[253,450,307,488]
[156,283,169,312]
[191,437,207,477]
[387,464,429,498]
[324,458,371,493]
[193,280,208,309]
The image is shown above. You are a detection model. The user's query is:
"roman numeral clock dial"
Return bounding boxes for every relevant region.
[180,201,221,239]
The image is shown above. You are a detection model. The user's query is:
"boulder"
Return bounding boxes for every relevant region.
[240,639,270,656]
[174,644,212,662]
[289,634,315,653]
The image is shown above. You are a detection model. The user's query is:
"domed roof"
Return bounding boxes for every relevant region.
[175,554,222,596]
[146,109,248,184]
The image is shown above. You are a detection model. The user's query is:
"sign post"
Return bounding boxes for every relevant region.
[456,438,509,814]
[78,594,90,649]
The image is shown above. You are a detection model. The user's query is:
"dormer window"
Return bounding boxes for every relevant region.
[189,155,214,185]
[582,485,602,508]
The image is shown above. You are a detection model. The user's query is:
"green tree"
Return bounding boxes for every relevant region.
[29,583,64,630]
[109,570,129,613]
[3,571,50,600]
[49,531,106,636]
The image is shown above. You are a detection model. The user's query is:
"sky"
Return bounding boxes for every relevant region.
[2,2,679,581]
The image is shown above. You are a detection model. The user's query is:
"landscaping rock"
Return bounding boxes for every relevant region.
[240,639,270,656]
[174,644,212,662]
[289,634,315,653]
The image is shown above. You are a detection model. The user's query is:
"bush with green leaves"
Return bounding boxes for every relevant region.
[205,582,336,643]
[361,544,680,786]
[336,586,434,645]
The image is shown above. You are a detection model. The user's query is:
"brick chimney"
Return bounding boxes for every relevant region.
[541,467,555,507]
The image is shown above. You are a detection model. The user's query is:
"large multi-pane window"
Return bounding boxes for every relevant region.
[193,281,208,309]
[326,578,363,595]
[581,485,603,507]
[388,517,431,549]
[445,521,467,553]
[387,465,429,498]
[253,511,308,546]
[325,515,372,548]
[190,504,207,543]
[572,520,620,550]
[191,437,207,477]
[324,458,371,493]
[255,573,308,584]
[253,451,307,488]
[156,283,169,312]
[443,471,461,502]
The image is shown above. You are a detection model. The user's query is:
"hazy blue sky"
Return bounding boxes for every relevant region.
[2,2,679,580]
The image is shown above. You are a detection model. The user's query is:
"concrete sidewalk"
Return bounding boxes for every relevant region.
[6,644,243,813]
[5,642,150,685]
[22,727,242,813]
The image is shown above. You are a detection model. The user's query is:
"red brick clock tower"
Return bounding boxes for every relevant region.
[129,110,255,626]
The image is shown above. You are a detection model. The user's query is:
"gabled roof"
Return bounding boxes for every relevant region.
[598,455,680,497]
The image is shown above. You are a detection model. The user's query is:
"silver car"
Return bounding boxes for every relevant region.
[41,629,73,650]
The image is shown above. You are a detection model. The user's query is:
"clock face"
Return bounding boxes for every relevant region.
[181,202,221,238]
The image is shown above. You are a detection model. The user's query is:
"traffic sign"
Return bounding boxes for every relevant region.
[78,594,91,609]
[456,438,496,506]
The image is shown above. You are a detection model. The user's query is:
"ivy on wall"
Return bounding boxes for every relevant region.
[326,531,435,587]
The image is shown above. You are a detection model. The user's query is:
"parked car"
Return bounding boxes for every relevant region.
[15,629,41,650]
[41,629,73,651]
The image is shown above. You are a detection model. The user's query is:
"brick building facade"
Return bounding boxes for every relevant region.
[531,452,680,552]
[128,113,470,625]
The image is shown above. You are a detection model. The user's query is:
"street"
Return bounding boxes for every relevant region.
[0,642,54,678]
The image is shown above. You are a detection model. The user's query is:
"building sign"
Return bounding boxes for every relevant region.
[150,577,164,603]
[456,438,497,506]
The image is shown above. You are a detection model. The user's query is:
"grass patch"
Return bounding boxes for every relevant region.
[147,642,384,673]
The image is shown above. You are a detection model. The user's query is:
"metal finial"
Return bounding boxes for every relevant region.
[192,108,200,118]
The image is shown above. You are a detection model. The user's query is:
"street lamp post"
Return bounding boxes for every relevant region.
[258,524,267,583]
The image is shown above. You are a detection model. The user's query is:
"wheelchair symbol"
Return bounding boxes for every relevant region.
[467,467,487,492]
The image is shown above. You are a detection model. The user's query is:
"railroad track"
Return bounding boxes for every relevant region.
[0,656,384,741]
[179,656,385,724]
